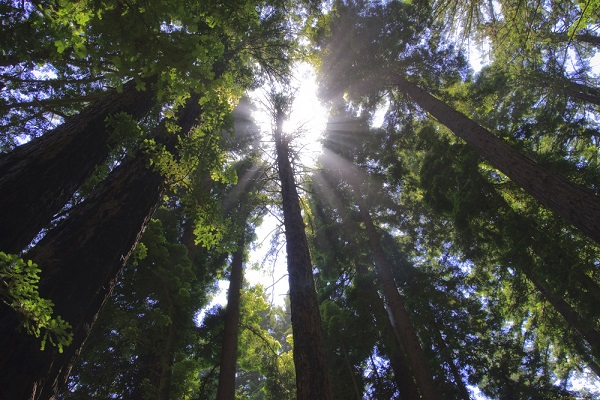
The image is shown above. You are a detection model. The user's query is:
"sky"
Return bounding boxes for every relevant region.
[195,46,600,398]
[202,48,487,313]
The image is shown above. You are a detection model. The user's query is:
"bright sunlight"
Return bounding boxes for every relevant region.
[251,62,329,169]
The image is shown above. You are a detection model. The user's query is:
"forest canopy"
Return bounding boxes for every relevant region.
[1,0,600,398]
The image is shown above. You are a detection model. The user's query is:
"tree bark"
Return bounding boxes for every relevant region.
[0,78,156,254]
[274,105,333,400]
[216,236,246,400]
[355,197,441,400]
[0,155,165,400]
[523,266,600,371]
[0,94,201,400]
[355,264,420,400]
[392,73,600,246]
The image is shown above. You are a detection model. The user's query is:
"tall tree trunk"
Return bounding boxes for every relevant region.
[427,313,471,400]
[0,78,156,254]
[216,236,246,400]
[273,105,333,400]
[215,162,264,400]
[0,155,165,400]
[561,80,600,106]
[0,95,201,400]
[391,73,600,246]
[354,264,420,400]
[355,196,442,400]
[522,265,600,372]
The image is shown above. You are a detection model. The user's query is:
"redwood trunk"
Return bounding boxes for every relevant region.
[357,200,441,400]
[0,155,165,400]
[0,78,156,254]
[216,237,246,400]
[0,95,201,399]
[274,107,333,400]
[355,264,420,400]
[524,266,600,369]
[392,74,600,246]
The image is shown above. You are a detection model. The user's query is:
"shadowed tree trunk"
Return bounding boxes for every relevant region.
[521,264,600,374]
[273,98,333,400]
[355,264,420,400]
[215,162,264,400]
[355,195,441,400]
[0,154,165,400]
[0,78,157,254]
[426,313,471,400]
[216,236,246,400]
[391,73,600,246]
[0,94,201,400]
[549,31,600,46]
[560,79,600,106]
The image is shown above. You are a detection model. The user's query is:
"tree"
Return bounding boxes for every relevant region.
[216,161,266,400]
[272,92,334,399]
[0,79,156,254]
[314,141,441,399]
[0,86,225,399]
[349,170,441,400]
[391,73,600,246]
[59,209,220,399]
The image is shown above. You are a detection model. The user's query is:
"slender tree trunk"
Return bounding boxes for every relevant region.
[550,31,600,46]
[0,95,201,400]
[216,236,246,400]
[156,289,178,400]
[561,80,600,106]
[391,73,600,246]
[355,264,420,400]
[340,345,362,400]
[355,198,441,400]
[427,314,471,400]
[523,266,600,371]
[273,105,333,400]
[0,78,156,254]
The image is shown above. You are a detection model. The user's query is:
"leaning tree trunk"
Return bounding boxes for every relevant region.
[0,155,165,400]
[426,313,471,400]
[0,78,157,254]
[391,73,600,246]
[521,263,600,374]
[273,105,334,400]
[355,197,442,400]
[0,95,201,400]
[354,264,420,400]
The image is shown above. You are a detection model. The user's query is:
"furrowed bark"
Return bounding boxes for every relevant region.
[392,73,600,246]
[0,154,165,400]
[274,105,333,400]
[0,94,201,400]
[0,78,156,254]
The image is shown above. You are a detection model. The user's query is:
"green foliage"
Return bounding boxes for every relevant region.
[0,252,72,352]
[195,285,296,400]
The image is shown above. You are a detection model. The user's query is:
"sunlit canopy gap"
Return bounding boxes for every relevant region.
[196,63,329,321]
[250,62,329,171]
